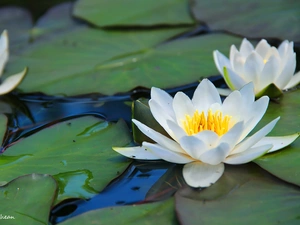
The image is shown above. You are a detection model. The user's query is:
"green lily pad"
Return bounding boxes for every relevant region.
[4,14,189,95]
[73,0,194,27]
[191,0,300,42]
[176,163,300,225]
[86,33,242,95]
[59,198,176,225]
[254,88,300,187]
[0,7,32,53]
[0,173,57,225]
[0,116,132,203]
[30,2,81,41]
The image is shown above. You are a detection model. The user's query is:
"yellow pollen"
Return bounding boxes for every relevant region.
[263,59,268,64]
[183,110,231,136]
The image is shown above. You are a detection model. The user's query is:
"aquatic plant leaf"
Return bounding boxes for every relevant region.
[59,198,176,225]
[0,7,32,52]
[30,2,78,40]
[4,2,241,96]
[0,173,57,225]
[191,0,300,41]
[5,28,189,96]
[73,0,194,27]
[254,88,300,186]
[0,116,132,203]
[176,164,300,225]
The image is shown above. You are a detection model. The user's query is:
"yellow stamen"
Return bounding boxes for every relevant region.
[263,59,268,64]
[183,110,231,136]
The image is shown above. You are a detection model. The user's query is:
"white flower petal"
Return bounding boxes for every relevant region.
[239,38,254,56]
[238,96,269,141]
[255,39,271,59]
[231,117,280,154]
[150,87,175,118]
[265,47,281,62]
[0,68,27,95]
[173,91,195,126]
[252,133,300,153]
[112,146,160,160]
[239,82,255,105]
[194,130,220,147]
[283,70,300,90]
[0,30,9,75]
[275,52,296,89]
[243,51,264,84]
[229,45,238,62]
[258,55,281,90]
[213,50,231,75]
[149,99,176,139]
[132,119,183,153]
[192,79,221,113]
[166,119,186,142]
[143,142,193,164]
[220,121,244,149]
[223,67,247,90]
[222,90,242,120]
[232,51,245,76]
[278,40,293,59]
[199,142,231,165]
[224,144,272,164]
[179,135,209,159]
[183,162,224,188]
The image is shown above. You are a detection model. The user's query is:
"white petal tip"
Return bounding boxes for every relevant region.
[112,146,160,160]
[183,162,224,188]
[0,67,28,95]
[266,133,300,153]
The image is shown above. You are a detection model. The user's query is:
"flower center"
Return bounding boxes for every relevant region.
[183,109,231,136]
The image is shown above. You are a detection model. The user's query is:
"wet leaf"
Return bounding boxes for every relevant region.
[0,173,57,225]
[73,0,194,27]
[176,164,300,225]
[254,88,300,187]
[5,17,188,95]
[0,7,32,52]
[4,2,243,96]
[191,0,300,42]
[59,198,177,225]
[0,116,132,203]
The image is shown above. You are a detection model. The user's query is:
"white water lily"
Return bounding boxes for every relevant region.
[113,79,299,188]
[213,38,300,97]
[0,30,27,95]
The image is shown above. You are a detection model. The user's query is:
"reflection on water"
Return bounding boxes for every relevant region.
[50,161,184,224]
